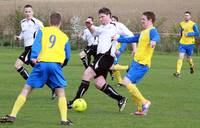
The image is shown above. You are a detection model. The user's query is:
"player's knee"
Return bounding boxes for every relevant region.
[122,77,131,86]
[94,77,106,89]
[14,63,22,70]
[94,81,103,89]
[83,67,95,78]
[14,59,24,70]
[79,51,86,58]
[55,88,65,97]
[21,85,33,96]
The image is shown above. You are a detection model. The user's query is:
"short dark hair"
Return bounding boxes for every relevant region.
[98,7,112,16]
[24,4,32,8]
[143,11,156,23]
[112,16,119,21]
[87,16,94,21]
[50,12,61,26]
[185,11,191,15]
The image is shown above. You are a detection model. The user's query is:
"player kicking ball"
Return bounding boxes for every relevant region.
[113,11,160,116]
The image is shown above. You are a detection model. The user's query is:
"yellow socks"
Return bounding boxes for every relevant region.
[188,58,194,68]
[113,71,122,84]
[58,96,67,121]
[126,83,146,111]
[176,59,183,73]
[113,64,129,71]
[10,94,26,117]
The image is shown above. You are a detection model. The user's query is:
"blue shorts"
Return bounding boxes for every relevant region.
[26,62,67,89]
[125,60,149,84]
[178,44,195,56]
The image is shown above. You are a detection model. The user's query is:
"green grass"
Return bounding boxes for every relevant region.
[0,47,200,128]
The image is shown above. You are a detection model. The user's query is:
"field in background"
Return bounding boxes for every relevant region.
[0,48,200,128]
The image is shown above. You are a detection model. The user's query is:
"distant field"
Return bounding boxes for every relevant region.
[0,47,200,128]
[0,0,200,30]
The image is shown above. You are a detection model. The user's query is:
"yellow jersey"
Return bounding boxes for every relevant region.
[180,20,196,44]
[134,27,159,67]
[38,26,69,63]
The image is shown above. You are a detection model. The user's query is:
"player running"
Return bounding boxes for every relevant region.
[173,11,199,78]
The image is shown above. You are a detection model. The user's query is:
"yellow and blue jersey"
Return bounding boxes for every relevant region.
[31,26,71,65]
[179,20,199,44]
[118,26,160,67]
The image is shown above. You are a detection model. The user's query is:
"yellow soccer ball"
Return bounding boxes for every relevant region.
[72,98,87,112]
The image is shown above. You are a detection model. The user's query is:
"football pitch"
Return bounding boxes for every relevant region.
[0,47,200,128]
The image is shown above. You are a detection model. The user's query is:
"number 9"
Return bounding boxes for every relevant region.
[49,35,56,48]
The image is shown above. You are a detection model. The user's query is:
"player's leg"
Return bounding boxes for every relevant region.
[48,84,56,100]
[186,44,195,74]
[10,85,33,117]
[8,62,48,119]
[45,62,73,125]
[113,64,129,71]
[87,45,97,66]
[3,62,49,122]
[15,58,29,80]
[174,44,185,77]
[122,61,150,115]
[93,54,127,111]
[123,77,151,115]
[79,50,88,69]
[55,88,73,126]
[15,47,32,80]
[94,75,127,112]
[67,66,95,108]
[0,85,33,123]
[111,56,128,85]
[113,70,123,85]
[87,53,92,66]
[187,56,194,73]
[174,52,185,77]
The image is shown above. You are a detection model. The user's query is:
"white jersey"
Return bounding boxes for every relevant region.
[19,17,44,47]
[92,22,133,57]
[113,21,134,37]
[82,27,98,46]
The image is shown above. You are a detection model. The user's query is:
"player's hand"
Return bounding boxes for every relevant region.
[77,32,83,38]
[14,35,21,41]
[150,41,156,48]
[112,34,120,41]
[31,59,38,65]
[184,33,188,36]
[182,32,188,36]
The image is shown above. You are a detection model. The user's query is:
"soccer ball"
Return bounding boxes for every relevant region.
[72,98,87,112]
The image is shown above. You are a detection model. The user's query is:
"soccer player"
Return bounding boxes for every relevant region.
[68,7,127,112]
[14,4,43,80]
[0,12,72,126]
[14,4,56,99]
[78,16,98,69]
[113,11,160,116]
[111,15,136,86]
[173,11,199,78]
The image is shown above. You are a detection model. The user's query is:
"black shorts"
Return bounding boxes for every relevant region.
[18,46,34,66]
[90,53,114,79]
[84,45,97,58]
